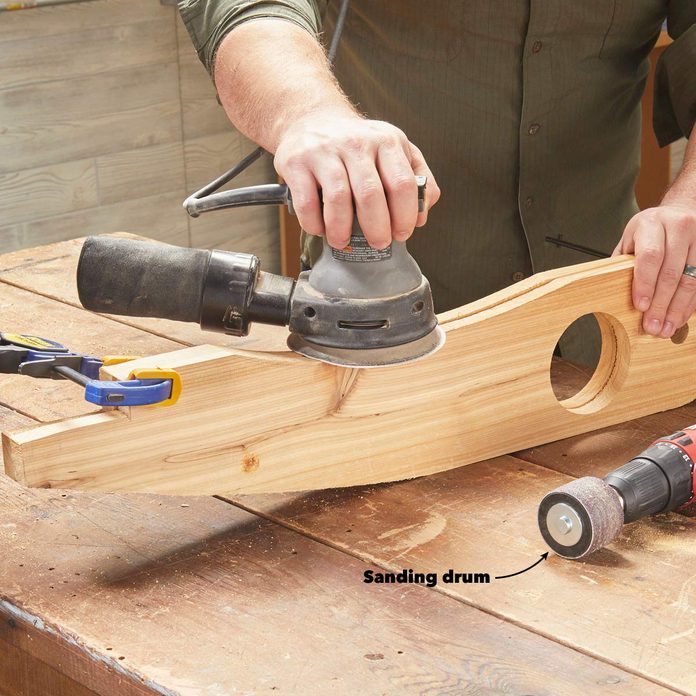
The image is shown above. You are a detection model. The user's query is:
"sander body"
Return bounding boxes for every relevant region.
[538,425,696,559]
[77,177,443,369]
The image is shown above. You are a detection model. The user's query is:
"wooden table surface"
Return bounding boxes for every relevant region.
[1,238,696,696]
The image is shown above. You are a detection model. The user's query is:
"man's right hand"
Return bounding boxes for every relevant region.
[213,20,439,248]
[274,112,440,250]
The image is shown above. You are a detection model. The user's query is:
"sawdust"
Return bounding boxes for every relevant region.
[618,514,694,553]
[378,511,447,556]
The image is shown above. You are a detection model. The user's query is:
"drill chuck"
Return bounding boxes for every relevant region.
[604,443,692,523]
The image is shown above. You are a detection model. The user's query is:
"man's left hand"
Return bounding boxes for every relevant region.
[613,202,696,338]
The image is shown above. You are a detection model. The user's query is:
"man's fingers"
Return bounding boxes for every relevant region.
[275,116,438,249]
[630,217,665,319]
[343,155,391,249]
[409,143,440,227]
[314,160,353,248]
[641,222,688,335]
[282,168,324,237]
[662,249,696,337]
[612,236,626,256]
[376,143,418,242]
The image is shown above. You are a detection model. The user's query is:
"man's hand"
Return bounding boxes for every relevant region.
[274,113,440,250]
[613,202,696,338]
[213,20,439,251]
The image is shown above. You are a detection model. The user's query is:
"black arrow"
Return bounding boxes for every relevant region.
[495,552,549,580]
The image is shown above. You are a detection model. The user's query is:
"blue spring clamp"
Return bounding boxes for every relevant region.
[0,333,181,408]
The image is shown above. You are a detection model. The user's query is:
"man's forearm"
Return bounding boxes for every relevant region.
[662,133,696,207]
[213,19,356,153]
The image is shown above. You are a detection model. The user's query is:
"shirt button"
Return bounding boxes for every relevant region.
[525,196,534,208]
[532,41,543,53]
[512,271,526,282]
[528,123,540,135]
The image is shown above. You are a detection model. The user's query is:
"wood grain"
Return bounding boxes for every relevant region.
[6,255,696,495]
[0,476,669,696]
[20,193,189,249]
[0,635,100,696]
[0,19,177,91]
[0,610,156,696]
[0,0,170,42]
[516,402,696,480]
[0,5,186,256]
[0,226,23,254]
[182,132,245,189]
[0,159,97,227]
[0,2,276,271]
[229,452,696,693]
[0,63,181,175]
[96,143,185,207]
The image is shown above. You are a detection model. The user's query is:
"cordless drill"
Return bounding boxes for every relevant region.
[538,425,696,559]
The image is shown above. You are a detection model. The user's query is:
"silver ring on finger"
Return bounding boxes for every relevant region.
[683,264,696,280]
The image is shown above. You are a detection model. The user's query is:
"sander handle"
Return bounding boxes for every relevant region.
[183,183,289,218]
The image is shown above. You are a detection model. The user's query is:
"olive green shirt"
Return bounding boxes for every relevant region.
[178,0,696,314]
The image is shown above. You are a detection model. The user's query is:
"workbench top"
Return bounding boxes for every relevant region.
[1,237,695,696]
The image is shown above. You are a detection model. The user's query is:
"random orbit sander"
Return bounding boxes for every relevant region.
[77,176,444,369]
[538,425,696,559]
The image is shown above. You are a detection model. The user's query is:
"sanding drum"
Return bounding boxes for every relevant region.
[538,477,625,559]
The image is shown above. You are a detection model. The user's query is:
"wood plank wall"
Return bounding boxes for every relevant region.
[0,0,280,270]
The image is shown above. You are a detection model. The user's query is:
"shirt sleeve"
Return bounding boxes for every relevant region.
[653,3,696,146]
[177,0,326,77]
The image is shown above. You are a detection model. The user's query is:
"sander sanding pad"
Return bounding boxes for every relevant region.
[288,325,445,368]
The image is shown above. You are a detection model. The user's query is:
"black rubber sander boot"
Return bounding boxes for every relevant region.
[77,236,210,323]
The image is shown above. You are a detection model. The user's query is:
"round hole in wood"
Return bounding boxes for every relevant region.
[550,312,630,415]
[671,323,689,345]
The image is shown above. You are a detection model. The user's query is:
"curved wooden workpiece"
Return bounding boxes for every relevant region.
[4,255,696,494]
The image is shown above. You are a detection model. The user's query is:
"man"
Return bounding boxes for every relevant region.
[178,0,696,358]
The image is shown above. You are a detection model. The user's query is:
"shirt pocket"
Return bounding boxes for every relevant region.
[551,3,617,57]
[599,0,667,59]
